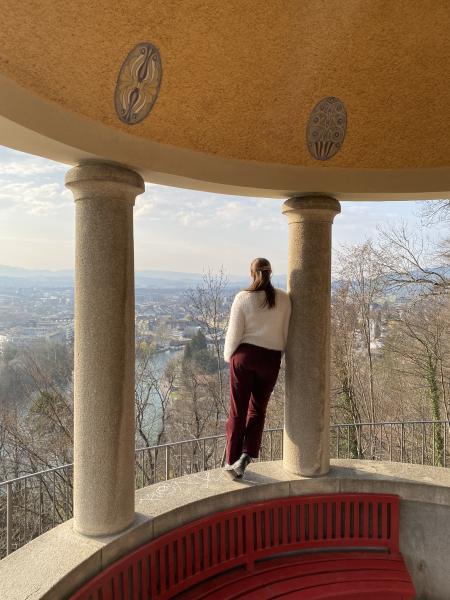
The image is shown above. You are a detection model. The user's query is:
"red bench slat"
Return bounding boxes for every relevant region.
[177,552,415,600]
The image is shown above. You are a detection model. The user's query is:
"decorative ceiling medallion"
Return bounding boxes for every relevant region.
[115,42,162,124]
[306,96,347,160]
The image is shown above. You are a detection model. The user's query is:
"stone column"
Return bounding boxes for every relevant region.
[65,161,144,536]
[281,196,341,476]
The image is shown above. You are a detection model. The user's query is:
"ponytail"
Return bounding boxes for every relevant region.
[244,258,276,309]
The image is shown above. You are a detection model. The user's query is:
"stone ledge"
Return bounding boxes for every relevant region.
[1,459,450,599]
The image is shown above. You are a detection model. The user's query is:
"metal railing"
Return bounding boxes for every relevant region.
[330,420,450,467]
[0,428,282,559]
[1,420,449,559]
[0,463,73,560]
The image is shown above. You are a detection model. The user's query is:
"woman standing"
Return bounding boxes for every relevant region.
[223,257,292,480]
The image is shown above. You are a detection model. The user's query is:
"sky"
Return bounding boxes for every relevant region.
[0,145,447,277]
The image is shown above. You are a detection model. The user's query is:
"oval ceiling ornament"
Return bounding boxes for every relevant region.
[115,42,162,125]
[306,96,347,160]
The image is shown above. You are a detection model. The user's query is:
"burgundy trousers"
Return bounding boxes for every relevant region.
[226,342,282,465]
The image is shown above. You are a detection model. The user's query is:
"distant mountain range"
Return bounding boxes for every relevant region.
[0,265,287,290]
[1,264,446,294]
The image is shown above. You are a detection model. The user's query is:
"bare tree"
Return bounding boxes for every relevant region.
[2,342,73,478]
[420,200,450,225]
[331,284,364,458]
[336,241,386,432]
[0,342,74,554]
[374,223,449,294]
[382,295,449,465]
[183,266,230,423]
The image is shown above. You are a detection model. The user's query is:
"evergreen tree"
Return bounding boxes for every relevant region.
[183,330,216,373]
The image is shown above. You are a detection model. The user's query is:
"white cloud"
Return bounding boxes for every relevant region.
[175,210,210,228]
[0,159,65,177]
[248,215,285,231]
[134,195,158,219]
[135,185,285,232]
[0,148,70,216]
[0,181,72,215]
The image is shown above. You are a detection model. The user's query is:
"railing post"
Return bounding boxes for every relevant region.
[270,430,273,461]
[358,424,362,458]
[444,424,447,468]
[337,427,340,459]
[389,425,393,462]
[433,422,436,466]
[378,423,383,461]
[180,443,184,476]
[347,426,350,458]
[165,446,169,481]
[281,429,284,460]
[52,470,56,526]
[6,482,12,556]
[422,423,425,465]
[401,423,405,463]
[202,439,206,471]
[24,478,27,546]
[369,423,374,459]
[39,476,43,536]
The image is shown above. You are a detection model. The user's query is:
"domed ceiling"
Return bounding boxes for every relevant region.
[0,0,449,199]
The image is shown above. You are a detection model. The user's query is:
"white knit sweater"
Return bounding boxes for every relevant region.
[223,287,292,362]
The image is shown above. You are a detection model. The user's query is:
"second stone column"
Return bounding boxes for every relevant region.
[281,196,341,476]
[65,161,144,536]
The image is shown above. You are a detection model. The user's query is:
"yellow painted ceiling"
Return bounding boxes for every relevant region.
[1,0,450,170]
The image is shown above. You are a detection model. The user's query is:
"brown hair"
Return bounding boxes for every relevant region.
[244,257,276,309]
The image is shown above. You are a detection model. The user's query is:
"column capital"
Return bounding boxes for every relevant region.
[282,195,341,223]
[65,160,145,204]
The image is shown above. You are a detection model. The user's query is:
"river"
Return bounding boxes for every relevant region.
[138,346,184,445]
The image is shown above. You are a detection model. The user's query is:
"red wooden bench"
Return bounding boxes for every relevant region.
[70,493,416,599]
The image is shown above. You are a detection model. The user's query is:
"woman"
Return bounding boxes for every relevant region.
[223,257,292,480]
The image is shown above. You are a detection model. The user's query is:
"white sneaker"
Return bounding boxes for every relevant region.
[233,453,253,478]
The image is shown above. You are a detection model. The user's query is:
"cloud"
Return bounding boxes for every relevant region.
[248,215,285,231]
[0,148,70,215]
[135,184,285,232]
[134,195,158,219]
[175,210,211,228]
[0,160,66,177]
[0,181,72,215]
